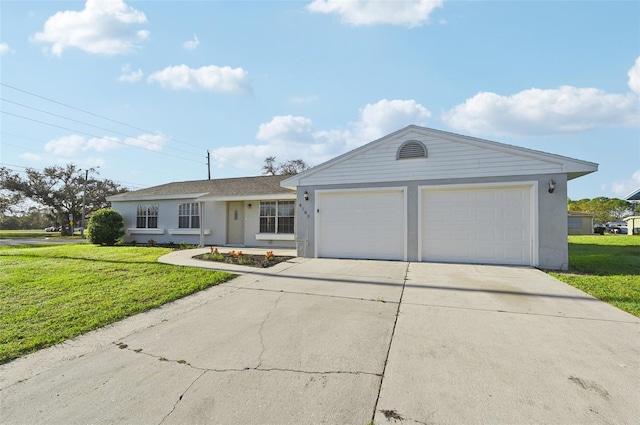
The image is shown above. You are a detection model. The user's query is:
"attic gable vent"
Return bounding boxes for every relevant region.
[397,140,427,160]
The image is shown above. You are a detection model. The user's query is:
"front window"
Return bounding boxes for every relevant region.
[136,204,158,228]
[260,200,294,233]
[178,203,200,228]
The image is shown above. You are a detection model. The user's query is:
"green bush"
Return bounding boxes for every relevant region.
[87,209,125,246]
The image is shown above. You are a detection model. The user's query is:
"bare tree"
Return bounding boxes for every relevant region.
[262,157,309,175]
[262,156,278,175]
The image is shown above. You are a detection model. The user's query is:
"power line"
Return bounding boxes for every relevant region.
[0,162,145,189]
[1,111,205,165]
[0,82,261,172]
[1,98,202,158]
[1,82,202,150]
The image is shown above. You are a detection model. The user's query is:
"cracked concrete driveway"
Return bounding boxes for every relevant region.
[1,258,639,425]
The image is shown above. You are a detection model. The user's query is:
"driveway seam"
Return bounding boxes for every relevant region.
[371,262,410,423]
[401,301,640,323]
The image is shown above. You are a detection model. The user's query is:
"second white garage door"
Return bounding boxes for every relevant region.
[316,189,406,261]
[421,185,535,266]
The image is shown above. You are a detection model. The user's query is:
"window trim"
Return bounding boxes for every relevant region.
[178,202,200,229]
[136,204,158,229]
[259,200,295,234]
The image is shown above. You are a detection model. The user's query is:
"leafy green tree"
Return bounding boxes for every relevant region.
[568,197,632,223]
[0,164,128,225]
[87,209,124,245]
[0,168,24,218]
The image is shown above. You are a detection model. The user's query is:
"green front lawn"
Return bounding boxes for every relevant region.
[0,244,236,364]
[549,235,640,318]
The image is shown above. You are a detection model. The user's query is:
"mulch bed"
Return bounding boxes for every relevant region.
[193,251,294,268]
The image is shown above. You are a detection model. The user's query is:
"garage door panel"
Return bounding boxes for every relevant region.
[318,190,405,261]
[422,186,533,266]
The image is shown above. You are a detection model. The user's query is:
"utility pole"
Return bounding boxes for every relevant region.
[81,169,88,237]
[207,150,211,180]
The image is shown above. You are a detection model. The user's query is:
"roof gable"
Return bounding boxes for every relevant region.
[108,175,294,202]
[625,187,640,201]
[282,126,598,188]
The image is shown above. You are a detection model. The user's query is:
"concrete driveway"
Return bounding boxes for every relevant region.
[1,257,638,424]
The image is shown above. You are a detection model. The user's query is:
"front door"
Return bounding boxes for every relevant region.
[227,201,244,245]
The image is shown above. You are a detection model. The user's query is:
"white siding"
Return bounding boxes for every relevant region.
[297,132,563,186]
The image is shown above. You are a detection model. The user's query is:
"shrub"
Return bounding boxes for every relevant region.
[86,209,125,246]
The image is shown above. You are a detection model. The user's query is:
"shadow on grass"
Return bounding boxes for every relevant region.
[566,242,640,276]
[0,249,173,266]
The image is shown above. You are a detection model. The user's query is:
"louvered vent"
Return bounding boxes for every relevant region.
[397,140,427,160]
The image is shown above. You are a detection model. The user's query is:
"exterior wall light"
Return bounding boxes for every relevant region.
[548,180,556,193]
[247,203,252,208]
[303,191,309,201]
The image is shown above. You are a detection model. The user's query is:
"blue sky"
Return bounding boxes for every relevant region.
[1,0,638,200]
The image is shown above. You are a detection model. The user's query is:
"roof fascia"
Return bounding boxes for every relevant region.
[107,193,208,202]
[197,193,296,202]
[624,187,640,201]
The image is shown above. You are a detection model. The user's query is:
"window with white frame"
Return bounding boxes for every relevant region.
[178,203,200,228]
[136,204,158,228]
[260,200,294,233]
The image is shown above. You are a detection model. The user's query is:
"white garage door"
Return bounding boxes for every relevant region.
[421,185,533,266]
[317,189,405,260]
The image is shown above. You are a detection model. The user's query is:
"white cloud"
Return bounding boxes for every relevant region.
[147,64,250,93]
[443,58,640,137]
[307,0,443,28]
[347,99,431,147]
[31,0,149,56]
[0,42,15,54]
[211,98,431,171]
[43,133,165,157]
[443,87,638,136]
[183,34,200,51]
[256,116,315,144]
[123,133,168,151]
[629,57,640,95]
[611,170,640,198]
[19,152,43,162]
[117,64,143,82]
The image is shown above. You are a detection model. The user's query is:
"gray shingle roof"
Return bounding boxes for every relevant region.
[108,175,294,201]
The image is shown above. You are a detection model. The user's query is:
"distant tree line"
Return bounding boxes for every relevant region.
[568,197,638,224]
[0,164,128,229]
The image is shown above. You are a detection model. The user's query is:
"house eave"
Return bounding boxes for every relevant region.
[197,193,296,202]
[108,193,208,202]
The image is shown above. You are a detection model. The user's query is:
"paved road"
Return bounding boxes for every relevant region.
[1,257,638,424]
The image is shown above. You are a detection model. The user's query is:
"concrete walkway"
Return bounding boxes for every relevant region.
[1,252,639,424]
